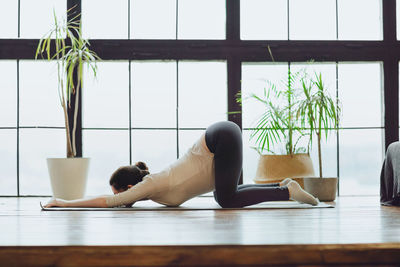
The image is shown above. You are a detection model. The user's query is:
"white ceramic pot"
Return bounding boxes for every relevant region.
[47,158,90,200]
[303,177,338,201]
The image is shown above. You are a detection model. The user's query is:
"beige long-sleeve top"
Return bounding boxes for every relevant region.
[105,134,215,207]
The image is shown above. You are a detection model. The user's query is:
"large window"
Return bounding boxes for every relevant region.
[0,0,397,196]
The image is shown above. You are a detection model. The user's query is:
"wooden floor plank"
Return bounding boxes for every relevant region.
[1,244,400,267]
[1,196,400,266]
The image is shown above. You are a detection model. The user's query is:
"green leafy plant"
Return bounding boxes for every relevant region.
[240,68,308,155]
[35,7,100,157]
[296,72,341,178]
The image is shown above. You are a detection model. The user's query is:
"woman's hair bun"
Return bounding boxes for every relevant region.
[135,161,148,171]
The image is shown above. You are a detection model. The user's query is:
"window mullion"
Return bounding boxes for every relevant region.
[382,0,399,149]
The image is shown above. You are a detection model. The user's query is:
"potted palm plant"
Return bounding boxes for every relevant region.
[241,68,315,187]
[296,72,341,201]
[35,8,100,200]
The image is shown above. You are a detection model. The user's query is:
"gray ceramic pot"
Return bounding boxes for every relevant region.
[303,177,338,201]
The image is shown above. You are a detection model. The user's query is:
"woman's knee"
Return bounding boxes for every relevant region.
[214,191,239,208]
[217,199,242,208]
[216,198,234,208]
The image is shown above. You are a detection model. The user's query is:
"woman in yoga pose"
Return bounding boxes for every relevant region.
[45,121,319,208]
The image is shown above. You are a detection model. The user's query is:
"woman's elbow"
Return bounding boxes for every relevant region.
[100,196,111,208]
[165,200,182,207]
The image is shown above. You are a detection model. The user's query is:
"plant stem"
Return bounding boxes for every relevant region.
[62,100,74,158]
[318,102,323,178]
[288,70,293,154]
[317,131,322,178]
[289,131,292,154]
[71,82,80,157]
[55,29,73,158]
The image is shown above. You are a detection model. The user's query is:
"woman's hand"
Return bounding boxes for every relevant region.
[44,198,68,208]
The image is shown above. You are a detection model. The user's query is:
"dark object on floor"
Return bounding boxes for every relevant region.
[380,141,400,206]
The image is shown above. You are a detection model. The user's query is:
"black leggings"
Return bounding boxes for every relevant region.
[205,121,289,208]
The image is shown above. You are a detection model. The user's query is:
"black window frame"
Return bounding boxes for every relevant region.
[0,0,398,196]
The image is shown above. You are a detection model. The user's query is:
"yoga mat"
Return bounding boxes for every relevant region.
[40,198,334,211]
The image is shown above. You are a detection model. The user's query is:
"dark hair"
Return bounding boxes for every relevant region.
[109,161,149,190]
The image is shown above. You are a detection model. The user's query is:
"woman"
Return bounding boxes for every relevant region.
[45,121,319,208]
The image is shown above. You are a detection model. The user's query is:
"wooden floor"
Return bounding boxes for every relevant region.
[1,196,400,266]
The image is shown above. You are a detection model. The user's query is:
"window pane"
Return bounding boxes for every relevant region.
[0,0,18,38]
[131,0,176,39]
[20,0,66,38]
[178,61,227,128]
[289,0,336,40]
[338,63,382,128]
[0,61,17,127]
[131,61,177,128]
[338,0,382,40]
[19,61,64,127]
[241,0,287,40]
[0,130,17,196]
[178,130,204,158]
[296,131,338,178]
[178,0,225,39]
[310,131,338,178]
[20,129,66,195]
[291,62,337,99]
[291,61,337,156]
[241,63,288,129]
[339,129,383,195]
[82,0,128,39]
[83,130,130,195]
[83,61,129,128]
[132,130,177,173]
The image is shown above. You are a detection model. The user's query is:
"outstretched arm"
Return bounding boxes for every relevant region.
[44,177,156,208]
[44,196,108,208]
